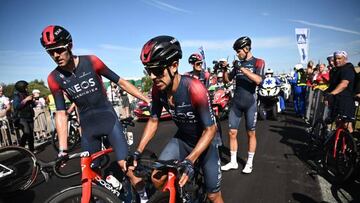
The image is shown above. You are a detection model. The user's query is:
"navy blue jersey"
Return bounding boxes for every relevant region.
[151,75,215,147]
[185,70,210,88]
[48,55,120,114]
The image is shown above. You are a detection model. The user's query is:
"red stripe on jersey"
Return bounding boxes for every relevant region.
[189,79,208,107]
[89,55,106,74]
[255,58,265,69]
[47,72,61,92]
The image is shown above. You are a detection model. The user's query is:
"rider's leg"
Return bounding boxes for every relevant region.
[243,103,257,173]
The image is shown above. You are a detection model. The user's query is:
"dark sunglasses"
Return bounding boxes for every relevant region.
[46,44,69,55]
[195,62,203,66]
[145,66,166,77]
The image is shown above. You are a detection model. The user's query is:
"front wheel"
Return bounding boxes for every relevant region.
[258,104,266,120]
[322,131,357,184]
[0,146,38,195]
[45,185,119,203]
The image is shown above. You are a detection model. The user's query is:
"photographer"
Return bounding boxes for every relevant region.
[12,80,36,152]
[213,58,229,75]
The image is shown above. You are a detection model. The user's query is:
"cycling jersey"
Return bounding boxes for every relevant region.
[47,55,127,161]
[185,70,210,88]
[228,57,264,130]
[151,75,215,147]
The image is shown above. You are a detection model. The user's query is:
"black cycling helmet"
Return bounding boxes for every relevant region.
[15,80,28,93]
[40,25,72,48]
[140,35,182,68]
[188,53,203,64]
[233,36,252,51]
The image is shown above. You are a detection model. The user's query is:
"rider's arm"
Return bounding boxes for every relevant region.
[329,80,349,95]
[48,74,68,152]
[136,86,163,152]
[241,67,262,85]
[55,110,69,151]
[136,117,159,153]
[118,78,151,104]
[186,80,217,164]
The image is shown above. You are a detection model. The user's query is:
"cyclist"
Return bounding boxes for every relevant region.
[41,25,150,201]
[185,53,210,88]
[325,50,356,133]
[221,36,264,174]
[133,35,224,203]
[12,80,36,152]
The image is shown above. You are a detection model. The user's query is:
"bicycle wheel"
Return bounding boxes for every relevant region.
[45,185,119,203]
[0,146,38,194]
[323,130,357,183]
[52,125,80,152]
[148,191,172,203]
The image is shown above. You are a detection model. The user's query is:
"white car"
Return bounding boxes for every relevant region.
[278,75,291,101]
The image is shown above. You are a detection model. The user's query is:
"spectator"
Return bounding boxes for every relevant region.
[107,82,122,118]
[0,85,10,118]
[120,88,130,118]
[32,89,48,142]
[12,80,36,152]
[313,63,329,91]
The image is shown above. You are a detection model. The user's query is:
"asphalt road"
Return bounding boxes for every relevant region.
[1,110,359,203]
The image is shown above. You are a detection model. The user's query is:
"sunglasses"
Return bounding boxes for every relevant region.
[195,62,203,66]
[46,44,69,55]
[145,66,166,77]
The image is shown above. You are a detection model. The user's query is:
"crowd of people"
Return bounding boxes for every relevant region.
[1,24,360,202]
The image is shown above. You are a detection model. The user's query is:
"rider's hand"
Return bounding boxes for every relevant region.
[324,92,334,106]
[127,150,141,171]
[57,150,68,167]
[233,60,242,71]
[178,159,194,188]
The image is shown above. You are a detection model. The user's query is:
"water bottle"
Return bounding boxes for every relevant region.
[126,132,134,145]
[106,174,122,190]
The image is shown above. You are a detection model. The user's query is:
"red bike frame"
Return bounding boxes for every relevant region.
[80,148,114,203]
[161,169,177,203]
[333,121,348,158]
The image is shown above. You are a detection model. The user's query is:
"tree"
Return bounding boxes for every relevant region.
[1,80,50,99]
[141,76,153,93]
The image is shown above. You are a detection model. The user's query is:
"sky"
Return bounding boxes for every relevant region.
[0,0,360,85]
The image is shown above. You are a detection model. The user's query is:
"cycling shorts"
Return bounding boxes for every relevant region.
[158,138,222,193]
[80,107,128,165]
[228,99,257,131]
[331,96,356,122]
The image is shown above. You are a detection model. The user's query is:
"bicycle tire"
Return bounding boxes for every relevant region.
[323,130,357,184]
[148,191,173,203]
[0,146,38,194]
[51,125,80,152]
[45,185,119,203]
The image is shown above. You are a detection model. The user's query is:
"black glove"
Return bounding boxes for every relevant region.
[324,92,335,105]
[178,159,194,180]
[128,150,142,167]
[233,60,241,71]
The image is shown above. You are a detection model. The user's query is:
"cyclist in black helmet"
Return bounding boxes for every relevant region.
[221,36,265,174]
[133,35,224,203]
[41,25,150,202]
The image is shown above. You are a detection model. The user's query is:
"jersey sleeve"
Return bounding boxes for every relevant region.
[189,80,215,127]
[89,55,120,83]
[340,66,355,83]
[150,86,164,119]
[255,58,265,78]
[47,73,66,111]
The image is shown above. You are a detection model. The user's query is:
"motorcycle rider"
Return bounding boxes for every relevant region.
[221,36,264,174]
[261,68,285,112]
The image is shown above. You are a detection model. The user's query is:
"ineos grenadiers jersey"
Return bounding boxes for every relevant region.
[185,70,210,88]
[47,55,120,114]
[229,57,264,108]
[151,75,215,147]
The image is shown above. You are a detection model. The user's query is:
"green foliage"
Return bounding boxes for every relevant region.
[141,75,153,93]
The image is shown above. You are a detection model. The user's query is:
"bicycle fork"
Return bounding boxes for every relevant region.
[162,169,177,203]
[333,128,347,159]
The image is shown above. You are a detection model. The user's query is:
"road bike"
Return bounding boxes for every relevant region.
[0,146,79,196]
[320,117,359,184]
[147,159,210,203]
[45,147,156,203]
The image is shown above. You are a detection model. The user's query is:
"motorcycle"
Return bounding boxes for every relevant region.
[209,86,231,120]
[257,77,281,120]
[133,100,171,121]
